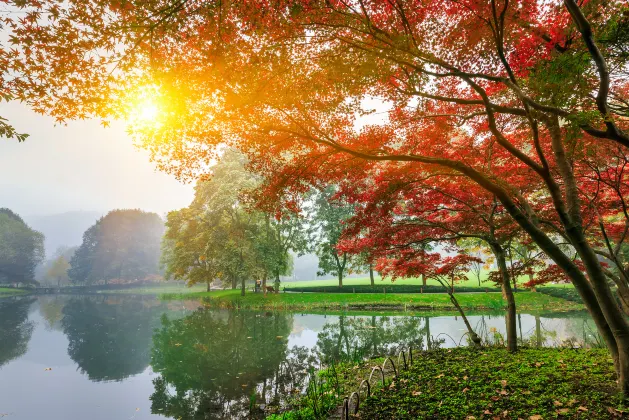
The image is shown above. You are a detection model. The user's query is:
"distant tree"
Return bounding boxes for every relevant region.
[47,256,71,287]
[0,208,45,284]
[307,188,355,288]
[68,210,164,285]
[162,150,306,295]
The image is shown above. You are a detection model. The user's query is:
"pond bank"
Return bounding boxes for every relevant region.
[271,347,627,419]
[160,289,583,312]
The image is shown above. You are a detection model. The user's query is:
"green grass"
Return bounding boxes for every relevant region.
[283,272,574,290]
[0,287,29,296]
[161,289,582,312]
[284,347,626,419]
[98,283,208,295]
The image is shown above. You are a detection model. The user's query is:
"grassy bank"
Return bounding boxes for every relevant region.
[0,287,29,296]
[160,289,582,312]
[272,347,626,419]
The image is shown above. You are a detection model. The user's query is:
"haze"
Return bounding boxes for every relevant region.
[0,101,194,218]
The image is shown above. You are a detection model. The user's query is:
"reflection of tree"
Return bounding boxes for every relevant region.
[316,316,427,363]
[38,296,65,331]
[61,296,164,381]
[0,297,35,367]
[150,310,293,419]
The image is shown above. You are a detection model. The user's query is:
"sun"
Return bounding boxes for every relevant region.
[127,85,163,127]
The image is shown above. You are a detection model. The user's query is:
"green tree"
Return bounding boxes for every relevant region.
[68,210,164,285]
[307,188,355,288]
[0,208,45,284]
[162,150,306,295]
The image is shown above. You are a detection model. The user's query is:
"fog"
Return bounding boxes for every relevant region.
[0,102,194,219]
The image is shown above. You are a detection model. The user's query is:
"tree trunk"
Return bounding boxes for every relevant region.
[231,276,237,290]
[206,280,210,292]
[369,264,375,287]
[422,273,427,287]
[535,316,542,347]
[490,242,517,352]
[275,271,280,292]
[338,271,343,288]
[438,279,481,347]
[263,271,267,297]
[241,277,245,297]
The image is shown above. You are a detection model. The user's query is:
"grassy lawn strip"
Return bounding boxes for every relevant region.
[0,287,29,296]
[160,289,582,312]
[357,347,626,419]
[272,347,627,419]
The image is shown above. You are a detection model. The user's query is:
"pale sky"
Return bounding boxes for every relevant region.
[0,101,195,218]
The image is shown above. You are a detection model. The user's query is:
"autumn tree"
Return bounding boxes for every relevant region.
[47,255,70,287]
[5,0,629,392]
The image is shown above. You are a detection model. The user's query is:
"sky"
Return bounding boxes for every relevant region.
[0,101,195,218]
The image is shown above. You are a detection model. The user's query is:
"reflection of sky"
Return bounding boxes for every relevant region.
[0,306,159,420]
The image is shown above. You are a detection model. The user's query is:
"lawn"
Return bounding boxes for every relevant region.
[272,347,627,419]
[0,287,29,296]
[161,289,582,312]
[282,272,575,290]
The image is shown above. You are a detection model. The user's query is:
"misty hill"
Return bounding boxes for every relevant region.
[25,211,103,257]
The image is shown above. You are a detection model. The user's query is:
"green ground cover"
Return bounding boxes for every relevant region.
[0,287,29,296]
[272,347,626,419]
[160,289,582,312]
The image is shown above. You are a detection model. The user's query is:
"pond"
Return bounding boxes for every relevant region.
[0,295,598,419]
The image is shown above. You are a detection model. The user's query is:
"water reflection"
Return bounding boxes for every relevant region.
[60,296,185,382]
[0,295,604,420]
[150,310,294,419]
[0,296,35,367]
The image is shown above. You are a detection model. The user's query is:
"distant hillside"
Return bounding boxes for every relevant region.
[25,211,103,257]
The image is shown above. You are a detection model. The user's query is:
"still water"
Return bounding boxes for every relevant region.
[0,295,597,419]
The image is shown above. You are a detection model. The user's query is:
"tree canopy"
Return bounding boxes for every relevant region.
[68,209,164,285]
[3,0,629,393]
[0,208,45,284]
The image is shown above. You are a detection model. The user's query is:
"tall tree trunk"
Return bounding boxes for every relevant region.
[369,264,375,287]
[490,242,517,352]
[206,279,210,292]
[275,270,280,292]
[241,277,245,297]
[231,276,237,290]
[422,273,427,287]
[535,315,542,347]
[338,271,343,288]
